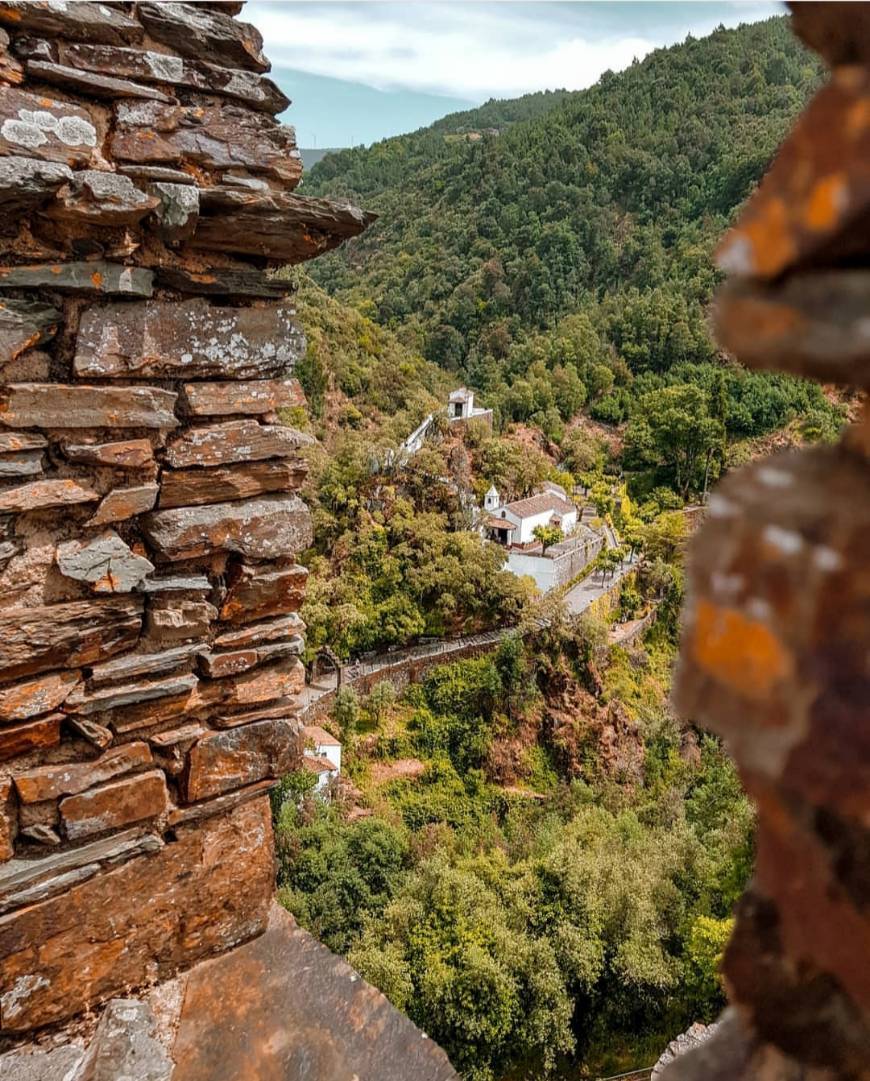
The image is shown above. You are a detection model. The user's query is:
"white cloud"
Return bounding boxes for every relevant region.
[247,2,657,100]
[248,1,782,103]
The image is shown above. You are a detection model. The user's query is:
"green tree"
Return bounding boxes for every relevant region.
[624,385,725,498]
[533,523,563,550]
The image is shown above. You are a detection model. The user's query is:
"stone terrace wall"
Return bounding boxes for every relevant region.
[669,4,870,1079]
[0,0,371,1037]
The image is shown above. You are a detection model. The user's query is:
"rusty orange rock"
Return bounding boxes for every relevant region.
[14,742,152,804]
[0,778,15,861]
[59,768,169,840]
[0,477,98,513]
[0,598,143,680]
[158,461,305,510]
[87,483,159,527]
[183,718,300,802]
[0,798,275,1032]
[0,713,61,763]
[219,562,308,624]
[62,438,155,469]
[0,670,79,721]
[182,378,305,417]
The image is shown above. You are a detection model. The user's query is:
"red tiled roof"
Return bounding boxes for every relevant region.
[501,492,575,519]
[484,515,515,531]
[302,753,338,775]
[303,725,341,747]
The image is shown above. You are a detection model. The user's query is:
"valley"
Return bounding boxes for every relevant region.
[274,15,851,1081]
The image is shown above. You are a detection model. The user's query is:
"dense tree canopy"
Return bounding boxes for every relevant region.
[303,18,845,502]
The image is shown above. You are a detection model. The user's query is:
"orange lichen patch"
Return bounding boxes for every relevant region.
[690,598,794,701]
[717,197,797,277]
[0,670,80,722]
[91,271,103,288]
[805,173,848,232]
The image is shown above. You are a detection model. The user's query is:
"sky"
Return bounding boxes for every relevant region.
[247,1,782,149]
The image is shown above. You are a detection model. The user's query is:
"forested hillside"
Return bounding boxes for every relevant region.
[304,18,845,501]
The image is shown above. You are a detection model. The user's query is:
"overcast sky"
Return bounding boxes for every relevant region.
[247,1,782,148]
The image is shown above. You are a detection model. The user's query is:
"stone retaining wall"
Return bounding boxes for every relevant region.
[0,1,372,1037]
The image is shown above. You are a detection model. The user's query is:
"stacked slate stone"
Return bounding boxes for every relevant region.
[0,0,372,1035]
[670,5,870,1080]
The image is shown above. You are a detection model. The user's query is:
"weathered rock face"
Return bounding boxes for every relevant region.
[667,7,870,1081]
[0,0,375,1049]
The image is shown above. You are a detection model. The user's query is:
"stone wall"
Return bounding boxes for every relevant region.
[0,0,372,1038]
[669,4,870,1078]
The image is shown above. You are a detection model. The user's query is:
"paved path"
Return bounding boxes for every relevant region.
[563,557,634,615]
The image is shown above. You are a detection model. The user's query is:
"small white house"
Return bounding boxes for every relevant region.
[488,490,578,547]
[302,725,342,795]
[448,387,493,424]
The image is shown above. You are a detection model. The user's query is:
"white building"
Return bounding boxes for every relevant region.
[486,489,578,548]
[483,485,500,512]
[302,725,342,795]
[447,387,493,425]
[504,527,603,592]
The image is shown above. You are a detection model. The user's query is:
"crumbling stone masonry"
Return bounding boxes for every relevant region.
[0,5,457,1075]
[670,4,870,1079]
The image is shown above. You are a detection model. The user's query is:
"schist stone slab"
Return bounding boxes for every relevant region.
[60,769,169,840]
[0,598,143,680]
[214,614,305,649]
[111,98,301,187]
[0,432,46,452]
[165,419,312,467]
[0,670,79,721]
[182,378,305,417]
[158,461,305,509]
[142,494,313,561]
[62,439,154,469]
[56,531,154,594]
[183,718,300,802]
[0,478,98,513]
[74,298,305,380]
[0,86,99,167]
[147,181,198,245]
[191,191,374,261]
[155,265,293,299]
[0,300,59,363]
[136,3,269,73]
[0,262,153,297]
[64,673,198,716]
[0,2,144,46]
[0,384,178,429]
[26,59,174,103]
[59,43,290,113]
[136,574,211,593]
[87,483,159,526]
[219,563,308,623]
[0,715,62,762]
[46,171,160,227]
[14,742,152,804]
[0,156,71,216]
[0,448,42,476]
[89,644,206,686]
